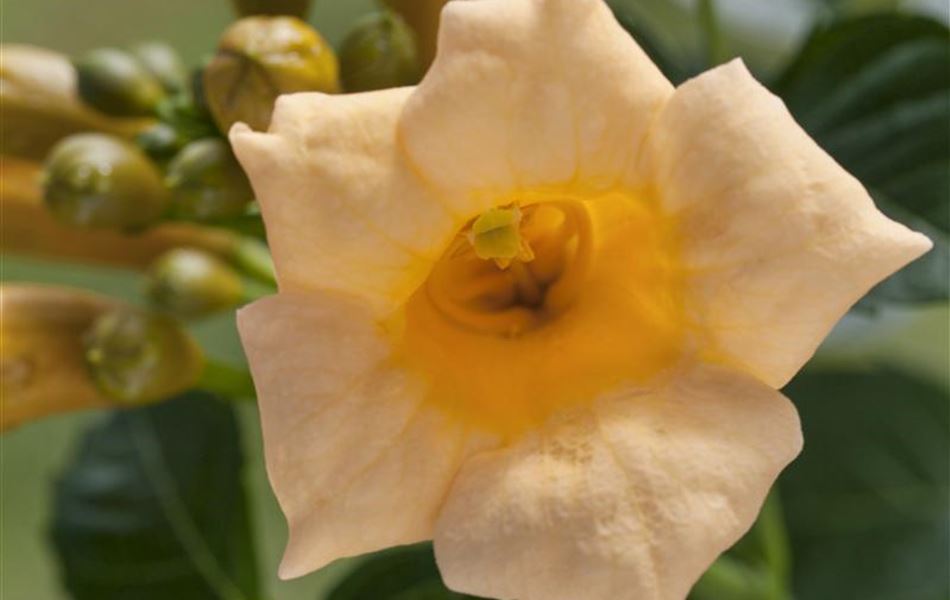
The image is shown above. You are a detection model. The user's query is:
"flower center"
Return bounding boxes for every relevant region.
[393,190,690,437]
[424,201,593,336]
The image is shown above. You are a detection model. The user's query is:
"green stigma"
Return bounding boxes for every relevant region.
[468,206,534,267]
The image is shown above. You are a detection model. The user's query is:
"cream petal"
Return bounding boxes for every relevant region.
[238,293,494,579]
[400,0,673,214]
[433,364,802,600]
[230,88,456,315]
[640,59,931,388]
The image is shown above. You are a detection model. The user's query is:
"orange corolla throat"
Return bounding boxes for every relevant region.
[394,190,691,435]
[425,201,593,337]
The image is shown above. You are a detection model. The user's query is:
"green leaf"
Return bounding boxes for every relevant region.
[774,14,950,305]
[781,367,949,600]
[50,392,260,600]
[608,2,697,84]
[327,543,482,600]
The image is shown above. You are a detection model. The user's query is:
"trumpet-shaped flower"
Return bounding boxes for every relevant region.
[230,1,931,598]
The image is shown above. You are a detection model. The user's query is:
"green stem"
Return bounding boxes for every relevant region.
[697,0,729,67]
[198,360,256,400]
[692,556,773,600]
[758,491,792,591]
[229,237,276,287]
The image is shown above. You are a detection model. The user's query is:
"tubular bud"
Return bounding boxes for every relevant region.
[42,133,168,230]
[1,285,115,432]
[165,138,255,221]
[74,48,165,117]
[84,308,204,405]
[203,16,339,132]
[339,10,421,93]
[128,41,188,94]
[146,248,245,318]
[0,44,151,160]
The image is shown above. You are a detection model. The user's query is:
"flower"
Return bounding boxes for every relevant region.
[230,1,931,598]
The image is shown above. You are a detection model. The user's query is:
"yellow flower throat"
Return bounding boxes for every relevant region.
[395,191,690,437]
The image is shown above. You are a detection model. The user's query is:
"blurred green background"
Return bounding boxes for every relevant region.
[2,1,948,599]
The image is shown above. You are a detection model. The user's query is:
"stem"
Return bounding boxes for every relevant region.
[197,360,256,400]
[229,237,276,287]
[758,491,793,599]
[691,556,773,600]
[697,0,728,66]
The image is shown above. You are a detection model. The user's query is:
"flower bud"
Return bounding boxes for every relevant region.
[0,44,151,160]
[146,248,245,318]
[165,138,254,221]
[128,41,187,94]
[84,307,204,405]
[74,48,165,117]
[3,155,241,269]
[1,285,116,431]
[42,133,168,230]
[339,10,421,93]
[203,16,339,132]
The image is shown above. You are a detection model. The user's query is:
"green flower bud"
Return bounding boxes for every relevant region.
[203,16,339,132]
[0,44,151,161]
[339,10,421,93]
[231,0,311,18]
[74,48,165,117]
[43,133,168,230]
[135,122,183,162]
[84,308,204,405]
[128,41,187,94]
[146,248,244,318]
[165,138,254,221]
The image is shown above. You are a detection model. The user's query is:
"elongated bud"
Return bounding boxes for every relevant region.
[74,48,165,117]
[0,44,150,160]
[128,41,187,94]
[165,138,254,221]
[84,308,204,405]
[1,285,115,431]
[2,156,240,269]
[203,16,339,132]
[43,133,168,230]
[231,0,311,18]
[146,248,245,318]
[340,10,421,93]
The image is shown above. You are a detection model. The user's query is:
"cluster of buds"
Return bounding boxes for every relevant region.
[3,1,443,429]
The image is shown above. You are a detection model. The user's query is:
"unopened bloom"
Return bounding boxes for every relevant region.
[231,1,931,599]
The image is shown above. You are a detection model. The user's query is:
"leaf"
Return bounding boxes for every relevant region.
[50,392,260,600]
[781,367,949,600]
[774,14,950,305]
[608,2,697,84]
[327,543,482,600]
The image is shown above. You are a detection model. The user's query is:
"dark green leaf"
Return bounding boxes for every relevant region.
[609,3,697,84]
[774,15,950,305]
[50,392,259,600]
[327,543,482,600]
[860,196,949,306]
[781,367,949,600]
